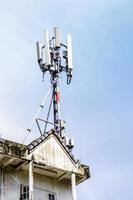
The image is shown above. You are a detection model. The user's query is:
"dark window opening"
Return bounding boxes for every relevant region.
[20,185,29,200]
[48,193,55,200]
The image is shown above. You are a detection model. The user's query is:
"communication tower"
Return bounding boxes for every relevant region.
[27,27,73,139]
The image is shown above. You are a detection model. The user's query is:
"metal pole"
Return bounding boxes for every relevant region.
[36,27,73,138]
[29,160,34,200]
[0,169,4,200]
[71,172,77,200]
[44,92,53,133]
[53,78,61,135]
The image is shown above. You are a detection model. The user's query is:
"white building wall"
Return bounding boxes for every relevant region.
[2,170,72,200]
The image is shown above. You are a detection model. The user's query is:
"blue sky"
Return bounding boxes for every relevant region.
[0,0,133,199]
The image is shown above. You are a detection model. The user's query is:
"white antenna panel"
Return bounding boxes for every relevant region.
[36,41,42,62]
[69,138,74,147]
[67,34,73,69]
[44,30,51,65]
[54,27,61,48]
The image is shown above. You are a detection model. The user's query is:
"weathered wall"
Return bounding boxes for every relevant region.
[31,135,78,173]
[1,169,72,200]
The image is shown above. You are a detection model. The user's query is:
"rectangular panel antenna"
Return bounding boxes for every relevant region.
[44,30,51,65]
[36,41,42,62]
[54,27,61,48]
[67,34,73,69]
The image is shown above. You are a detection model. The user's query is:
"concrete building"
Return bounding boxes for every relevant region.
[0,129,90,200]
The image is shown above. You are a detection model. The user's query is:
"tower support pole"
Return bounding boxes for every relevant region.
[29,160,34,200]
[36,28,73,136]
[52,77,61,134]
[71,172,77,200]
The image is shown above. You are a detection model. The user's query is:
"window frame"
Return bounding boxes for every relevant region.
[20,185,29,200]
[48,192,56,200]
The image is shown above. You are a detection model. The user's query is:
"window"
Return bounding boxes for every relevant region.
[20,185,29,200]
[48,193,55,200]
